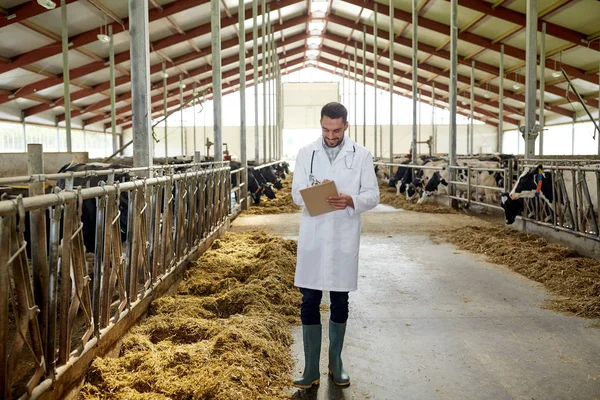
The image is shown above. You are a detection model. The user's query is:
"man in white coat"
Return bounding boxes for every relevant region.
[291,102,379,389]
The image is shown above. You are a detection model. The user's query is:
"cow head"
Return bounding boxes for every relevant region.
[509,165,549,201]
[500,192,522,225]
[262,184,276,199]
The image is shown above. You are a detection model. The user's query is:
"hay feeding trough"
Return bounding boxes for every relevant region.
[437,226,600,319]
[81,231,301,399]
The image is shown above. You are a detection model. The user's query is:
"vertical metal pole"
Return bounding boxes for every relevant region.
[27,144,49,365]
[21,112,27,150]
[179,74,184,156]
[524,0,537,158]
[253,0,259,163]
[193,83,197,154]
[470,60,475,155]
[342,56,346,104]
[239,0,248,209]
[389,1,394,162]
[431,82,436,154]
[262,1,267,164]
[418,90,422,150]
[270,22,275,161]
[449,0,458,201]
[373,3,378,158]
[362,26,366,147]
[539,22,546,156]
[162,61,168,158]
[61,0,72,152]
[109,25,117,154]
[267,11,272,162]
[354,42,358,143]
[411,0,418,162]
[129,0,153,169]
[572,121,575,155]
[499,45,504,153]
[212,0,223,161]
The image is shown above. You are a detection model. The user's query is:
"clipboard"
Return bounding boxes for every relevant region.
[299,180,339,216]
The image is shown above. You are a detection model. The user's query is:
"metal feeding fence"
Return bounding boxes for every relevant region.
[0,161,234,399]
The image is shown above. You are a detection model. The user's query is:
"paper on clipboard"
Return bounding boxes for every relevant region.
[299,180,339,217]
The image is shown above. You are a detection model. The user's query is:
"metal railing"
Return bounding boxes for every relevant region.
[0,164,230,399]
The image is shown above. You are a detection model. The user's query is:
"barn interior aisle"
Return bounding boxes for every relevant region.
[232,208,600,400]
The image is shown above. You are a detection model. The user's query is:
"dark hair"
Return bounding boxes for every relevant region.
[321,102,348,124]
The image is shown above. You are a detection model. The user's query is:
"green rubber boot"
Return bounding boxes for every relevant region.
[328,320,350,386]
[293,324,322,389]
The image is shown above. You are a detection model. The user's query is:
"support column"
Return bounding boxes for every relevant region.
[524,0,538,158]
[362,26,367,147]
[262,0,267,164]
[470,60,474,155]
[267,9,272,162]
[431,82,436,154]
[109,25,117,154]
[212,0,223,161]
[129,0,153,169]
[179,74,184,156]
[61,0,72,152]
[27,144,49,367]
[373,3,378,158]
[239,0,248,209]
[539,22,546,156]
[162,60,168,158]
[389,1,394,162]
[449,0,458,201]
[499,45,504,153]
[411,0,418,162]
[354,42,358,143]
[21,112,27,151]
[253,0,259,163]
[193,83,197,154]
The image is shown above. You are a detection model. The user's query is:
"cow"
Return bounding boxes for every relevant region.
[251,168,276,200]
[416,171,449,204]
[260,166,283,190]
[500,165,554,225]
[56,162,131,254]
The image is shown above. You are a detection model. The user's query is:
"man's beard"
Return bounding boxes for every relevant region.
[324,137,343,148]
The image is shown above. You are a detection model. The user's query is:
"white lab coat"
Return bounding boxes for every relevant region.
[291,135,380,292]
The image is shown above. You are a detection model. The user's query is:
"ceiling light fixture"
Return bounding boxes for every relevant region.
[552,71,562,78]
[484,92,491,99]
[180,83,187,89]
[37,0,56,10]
[309,28,322,36]
[512,83,521,90]
[161,71,169,78]
[97,34,110,43]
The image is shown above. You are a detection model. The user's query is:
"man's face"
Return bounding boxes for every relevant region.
[321,115,348,148]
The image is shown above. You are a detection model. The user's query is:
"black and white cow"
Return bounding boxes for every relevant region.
[56,162,131,253]
[500,165,554,225]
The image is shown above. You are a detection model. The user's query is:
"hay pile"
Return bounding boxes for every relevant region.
[81,231,301,400]
[244,175,300,215]
[378,182,458,214]
[437,226,600,319]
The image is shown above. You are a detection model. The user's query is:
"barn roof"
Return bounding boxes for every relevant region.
[0,0,598,131]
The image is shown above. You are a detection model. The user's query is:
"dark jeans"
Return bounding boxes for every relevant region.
[300,288,349,325]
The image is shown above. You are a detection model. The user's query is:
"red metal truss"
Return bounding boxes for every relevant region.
[323,30,572,118]
[0,0,79,29]
[60,31,310,123]
[449,0,593,50]
[339,0,598,86]
[0,0,213,75]
[326,13,596,111]
[9,0,305,112]
[119,56,307,131]
[317,48,517,126]
[90,45,306,127]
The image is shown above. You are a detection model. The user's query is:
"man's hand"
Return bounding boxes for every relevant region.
[326,193,354,210]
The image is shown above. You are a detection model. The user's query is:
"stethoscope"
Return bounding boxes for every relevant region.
[308,145,356,186]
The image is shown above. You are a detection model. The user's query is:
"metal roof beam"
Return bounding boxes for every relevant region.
[88,44,306,127]
[326,14,581,116]
[339,0,598,86]
[118,55,306,130]
[448,0,589,49]
[16,2,306,115]
[0,0,78,29]
[0,0,211,75]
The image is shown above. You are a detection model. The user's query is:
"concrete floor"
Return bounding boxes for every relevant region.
[231,206,600,400]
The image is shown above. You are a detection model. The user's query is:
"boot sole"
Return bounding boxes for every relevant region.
[293,379,320,389]
[328,370,350,386]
